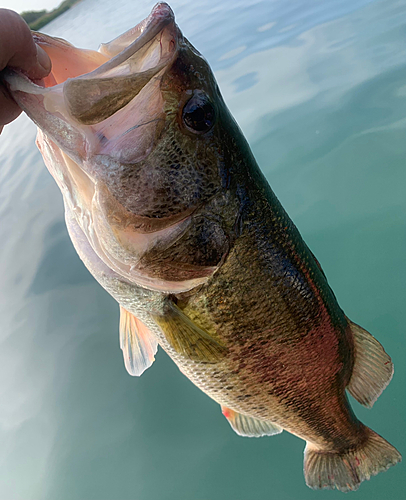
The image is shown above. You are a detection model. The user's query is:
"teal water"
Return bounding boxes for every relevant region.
[0,0,405,498]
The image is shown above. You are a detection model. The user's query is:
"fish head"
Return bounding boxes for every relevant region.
[4,3,235,292]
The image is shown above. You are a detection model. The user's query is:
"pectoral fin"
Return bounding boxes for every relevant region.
[119,306,158,376]
[153,301,227,363]
[221,406,283,437]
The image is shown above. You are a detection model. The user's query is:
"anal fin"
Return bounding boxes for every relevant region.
[153,301,227,363]
[221,406,283,438]
[347,319,393,408]
[119,306,158,376]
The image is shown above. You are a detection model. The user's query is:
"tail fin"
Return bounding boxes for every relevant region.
[304,427,401,491]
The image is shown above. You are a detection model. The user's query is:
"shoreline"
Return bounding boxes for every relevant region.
[21,0,80,30]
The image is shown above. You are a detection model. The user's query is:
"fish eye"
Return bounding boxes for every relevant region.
[182,91,215,134]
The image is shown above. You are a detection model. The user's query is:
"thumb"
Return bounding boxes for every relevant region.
[0,9,51,79]
[29,43,52,79]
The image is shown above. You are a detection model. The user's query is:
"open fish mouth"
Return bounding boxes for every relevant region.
[39,2,179,126]
[2,4,213,293]
[4,2,179,144]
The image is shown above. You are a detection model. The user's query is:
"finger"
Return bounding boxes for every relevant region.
[0,9,51,79]
[0,84,22,127]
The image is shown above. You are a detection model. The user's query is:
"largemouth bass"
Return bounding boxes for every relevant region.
[3,3,401,491]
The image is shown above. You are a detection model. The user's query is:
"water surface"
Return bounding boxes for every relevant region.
[0,0,404,499]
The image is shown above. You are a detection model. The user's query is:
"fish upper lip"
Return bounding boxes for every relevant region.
[149,2,175,25]
[90,2,177,78]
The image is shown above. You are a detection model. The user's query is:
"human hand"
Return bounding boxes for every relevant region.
[0,9,51,133]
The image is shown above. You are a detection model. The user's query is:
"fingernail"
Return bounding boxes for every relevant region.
[36,45,52,74]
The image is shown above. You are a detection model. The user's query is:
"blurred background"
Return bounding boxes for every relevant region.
[0,0,405,499]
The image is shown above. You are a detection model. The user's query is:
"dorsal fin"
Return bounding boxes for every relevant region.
[221,406,283,437]
[119,306,158,376]
[347,319,393,408]
[153,301,227,363]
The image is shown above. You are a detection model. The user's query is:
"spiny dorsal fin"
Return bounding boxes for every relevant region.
[119,306,158,376]
[347,319,393,408]
[153,301,227,363]
[221,406,283,437]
